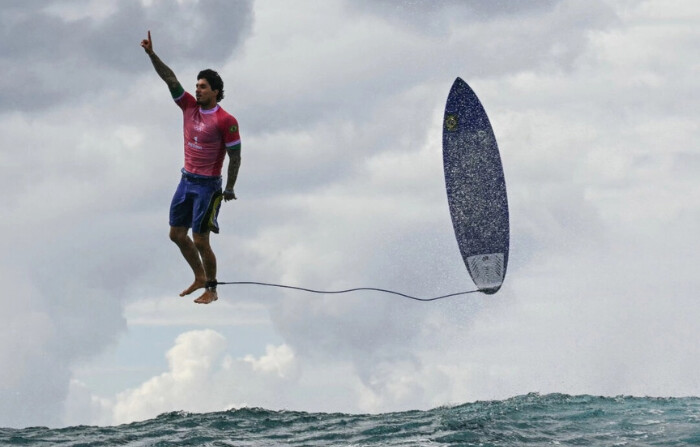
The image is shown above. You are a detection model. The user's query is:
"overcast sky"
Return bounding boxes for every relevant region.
[1,0,698,429]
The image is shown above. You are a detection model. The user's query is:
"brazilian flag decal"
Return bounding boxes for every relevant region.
[445,114,458,131]
[229,125,238,133]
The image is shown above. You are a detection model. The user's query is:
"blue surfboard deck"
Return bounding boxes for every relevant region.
[443,78,509,294]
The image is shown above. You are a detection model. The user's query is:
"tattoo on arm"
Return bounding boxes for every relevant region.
[226,150,242,191]
[148,52,179,90]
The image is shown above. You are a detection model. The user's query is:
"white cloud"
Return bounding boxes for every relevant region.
[243,344,298,379]
[107,330,299,425]
[111,330,230,424]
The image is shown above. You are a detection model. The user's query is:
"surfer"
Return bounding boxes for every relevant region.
[141,31,242,304]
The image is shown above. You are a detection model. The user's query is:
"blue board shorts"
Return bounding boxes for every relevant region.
[170,169,224,234]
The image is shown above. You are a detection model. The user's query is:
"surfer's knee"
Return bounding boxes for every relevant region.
[169,226,189,245]
[192,232,211,252]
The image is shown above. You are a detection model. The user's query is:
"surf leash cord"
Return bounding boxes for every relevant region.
[215,281,481,302]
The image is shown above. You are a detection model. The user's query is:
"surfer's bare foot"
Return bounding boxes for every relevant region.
[194,289,218,304]
[180,277,206,297]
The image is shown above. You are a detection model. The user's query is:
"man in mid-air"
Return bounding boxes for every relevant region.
[141,31,241,304]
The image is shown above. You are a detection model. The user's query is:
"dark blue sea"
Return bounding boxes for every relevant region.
[2,394,699,446]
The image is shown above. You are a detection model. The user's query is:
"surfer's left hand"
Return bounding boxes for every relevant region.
[224,190,237,201]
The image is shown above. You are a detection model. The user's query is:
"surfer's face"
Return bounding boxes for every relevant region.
[195,79,218,108]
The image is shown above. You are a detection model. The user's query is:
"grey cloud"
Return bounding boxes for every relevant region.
[347,0,560,20]
[343,0,562,35]
[240,0,619,140]
[0,259,126,428]
[87,0,253,71]
[0,43,177,428]
[0,0,253,112]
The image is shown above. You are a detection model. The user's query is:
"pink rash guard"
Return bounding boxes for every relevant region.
[174,90,241,177]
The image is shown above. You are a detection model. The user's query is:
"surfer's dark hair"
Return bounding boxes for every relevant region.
[198,69,225,102]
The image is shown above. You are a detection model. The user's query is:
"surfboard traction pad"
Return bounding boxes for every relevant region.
[466,253,505,293]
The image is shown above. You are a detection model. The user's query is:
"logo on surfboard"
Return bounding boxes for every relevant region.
[444,114,458,131]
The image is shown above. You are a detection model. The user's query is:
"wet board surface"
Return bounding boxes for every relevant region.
[442,77,509,294]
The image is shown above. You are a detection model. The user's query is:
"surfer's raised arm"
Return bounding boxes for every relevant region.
[141,30,181,91]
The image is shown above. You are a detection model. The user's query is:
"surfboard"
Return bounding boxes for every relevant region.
[443,77,509,294]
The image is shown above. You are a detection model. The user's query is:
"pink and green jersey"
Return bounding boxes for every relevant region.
[173,87,241,177]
